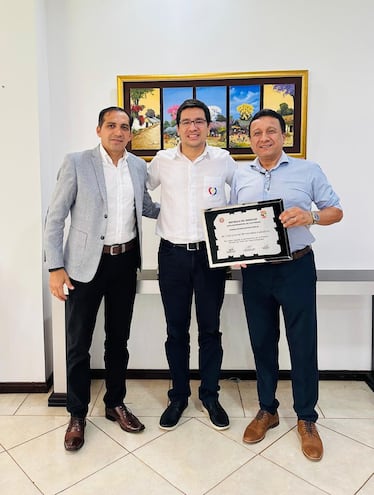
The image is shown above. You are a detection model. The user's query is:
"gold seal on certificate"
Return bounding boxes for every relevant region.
[203,199,291,268]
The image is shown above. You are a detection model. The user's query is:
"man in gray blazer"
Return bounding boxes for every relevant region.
[44,106,159,451]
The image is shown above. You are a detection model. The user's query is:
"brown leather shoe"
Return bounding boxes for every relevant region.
[243,409,279,443]
[297,420,323,461]
[64,416,86,451]
[105,404,145,433]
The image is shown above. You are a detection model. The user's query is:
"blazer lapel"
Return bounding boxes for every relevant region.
[91,145,107,203]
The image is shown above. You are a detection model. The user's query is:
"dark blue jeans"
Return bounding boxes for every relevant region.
[241,251,318,422]
[65,248,138,417]
[158,239,226,403]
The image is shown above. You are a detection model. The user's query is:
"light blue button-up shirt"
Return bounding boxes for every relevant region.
[230,151,342,252]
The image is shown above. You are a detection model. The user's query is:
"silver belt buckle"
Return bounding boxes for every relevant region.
[109,244,121,255]
[187,242,199,251]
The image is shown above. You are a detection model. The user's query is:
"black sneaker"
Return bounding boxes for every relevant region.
[159,400,188,430]
[202,399,230,430]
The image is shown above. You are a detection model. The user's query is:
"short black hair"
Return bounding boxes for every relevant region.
[98,106,133,128]
[176,99,211,125]
[249,108,286,134]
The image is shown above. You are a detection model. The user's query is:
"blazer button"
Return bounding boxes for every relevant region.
[100,236,105,240]
[104,214,108,218]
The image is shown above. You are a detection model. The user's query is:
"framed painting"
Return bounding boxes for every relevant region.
[117,70,308,161]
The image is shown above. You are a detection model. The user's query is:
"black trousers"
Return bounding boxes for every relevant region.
[158,239,226,403]
[241,251,319,422]
[65,248,138,418]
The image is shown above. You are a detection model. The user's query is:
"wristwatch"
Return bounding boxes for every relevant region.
[310,211,320,225]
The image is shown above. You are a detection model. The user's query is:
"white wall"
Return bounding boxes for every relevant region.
[43,0,374,270]
[1,0,373,383]
[0,0,51,382]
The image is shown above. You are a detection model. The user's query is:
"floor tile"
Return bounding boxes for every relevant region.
[212,416,295,454]
[238,379,302,418]
[262,423,374,495]
[0,451,41,494]
[87,379,104,415]
[15,393,68,416]
[0,415,67,449]
[90,379,169,417]
[320,418,374,448]
[0,393,27,415]
[60,454,183,494]
[237,379,260,417]
[135,418,253,495]
[8,420,128,495]
[90,416,168,451]
[0,379,372,495]
[356,474,374,494]
[318,381,374,418]
[207,454,327,495]
[16,381,102,416]
[217,378,244,417]
[122,378,169,416]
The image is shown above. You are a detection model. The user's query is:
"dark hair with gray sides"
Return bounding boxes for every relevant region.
[98,106,133,128]
[249,108,286,134]
[176,99,211,125]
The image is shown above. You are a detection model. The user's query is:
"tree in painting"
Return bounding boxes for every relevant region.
[130,88,155,120]
[272,84,295,97]
[237,103,254,121]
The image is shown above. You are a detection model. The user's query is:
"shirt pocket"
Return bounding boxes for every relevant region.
[203,176,226,206]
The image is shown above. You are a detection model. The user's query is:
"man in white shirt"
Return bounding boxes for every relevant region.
[44,107,159,451]
[147,99,237,430]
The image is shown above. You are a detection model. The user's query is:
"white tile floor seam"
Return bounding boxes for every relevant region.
[0,379,373,495]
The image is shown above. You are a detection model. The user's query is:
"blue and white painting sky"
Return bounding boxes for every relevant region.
[163,87,192,121]
[162,84,261,121]
[230,85,260,119]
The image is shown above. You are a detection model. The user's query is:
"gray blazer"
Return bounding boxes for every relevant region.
[44,145,159,282]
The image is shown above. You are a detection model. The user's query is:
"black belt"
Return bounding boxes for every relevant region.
[292,245,312,260]
[161,238,206,251]
[103,238,137,255]
[268,245,312,264]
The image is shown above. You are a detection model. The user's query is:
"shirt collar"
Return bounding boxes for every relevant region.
[251,150,289,172]
[99,144,127,166]
[173,142,210,161]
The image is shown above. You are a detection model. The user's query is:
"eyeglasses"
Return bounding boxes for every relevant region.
[179,118,207,128]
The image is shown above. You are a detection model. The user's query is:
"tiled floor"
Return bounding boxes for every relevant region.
[0,379,373,495]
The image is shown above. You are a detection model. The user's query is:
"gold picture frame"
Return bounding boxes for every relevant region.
[117,70,308,161]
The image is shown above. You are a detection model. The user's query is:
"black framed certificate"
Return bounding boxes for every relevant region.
[203,199,292,268]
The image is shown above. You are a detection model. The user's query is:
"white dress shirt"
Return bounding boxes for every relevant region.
[100,144,136,245]
[147,144,237,243]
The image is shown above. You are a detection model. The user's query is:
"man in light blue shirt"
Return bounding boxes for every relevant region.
[230,109,343,461]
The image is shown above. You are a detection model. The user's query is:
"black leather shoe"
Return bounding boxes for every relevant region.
[159,400,188,430]
[64,416,86,451]
[202,399,230,430]
[105,404,145,433]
